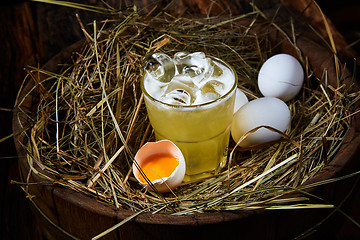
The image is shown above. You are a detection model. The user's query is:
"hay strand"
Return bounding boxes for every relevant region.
[16,5,359,216]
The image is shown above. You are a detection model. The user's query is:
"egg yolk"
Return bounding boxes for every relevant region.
[138,153,179,183]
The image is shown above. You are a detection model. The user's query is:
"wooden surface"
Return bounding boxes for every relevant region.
[1,0,360,239]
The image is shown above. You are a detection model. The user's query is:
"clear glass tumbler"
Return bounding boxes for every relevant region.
[141,56,237,181]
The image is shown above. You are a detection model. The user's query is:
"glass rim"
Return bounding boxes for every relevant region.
[141,55,238,109]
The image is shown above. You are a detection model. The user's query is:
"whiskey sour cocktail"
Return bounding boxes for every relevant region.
[142,52,237,181]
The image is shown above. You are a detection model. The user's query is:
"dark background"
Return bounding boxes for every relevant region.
[1,0,360,239]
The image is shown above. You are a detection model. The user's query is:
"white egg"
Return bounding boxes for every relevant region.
[233,88,248,114]
[258,54,304,101]
[231,97,290,147]
[132,140,185,193]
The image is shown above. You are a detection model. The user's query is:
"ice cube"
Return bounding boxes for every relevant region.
[160,75,199,105]
[161,89,192,105]
[200,80,225,102]
[174,52,206,74]
[173,52,190,69]
[183,65,203,78]
[173,52,224,87]
[209,58,223,78]
[145,53,175,83]
[173,52,208,85]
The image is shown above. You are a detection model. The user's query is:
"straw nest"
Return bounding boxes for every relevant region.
[17,6,359,215]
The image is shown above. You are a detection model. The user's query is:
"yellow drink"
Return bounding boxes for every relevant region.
[142,54,237,181]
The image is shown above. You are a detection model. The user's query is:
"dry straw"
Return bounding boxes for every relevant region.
[17,2,359,217]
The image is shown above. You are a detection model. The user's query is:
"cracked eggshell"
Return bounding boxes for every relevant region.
[132,140,185,193]
[258,54,304,101]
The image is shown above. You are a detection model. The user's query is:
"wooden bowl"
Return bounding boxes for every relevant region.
[13,18,360,240]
